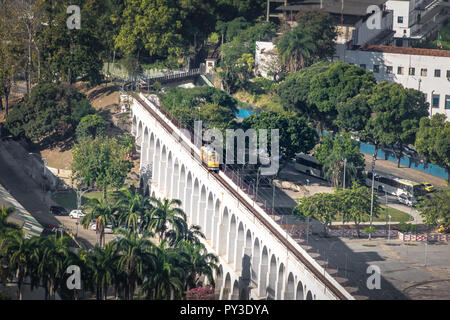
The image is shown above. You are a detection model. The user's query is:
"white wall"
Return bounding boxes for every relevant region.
[255,41,281,80]
[385,0,412,37]
[341,49,450,119]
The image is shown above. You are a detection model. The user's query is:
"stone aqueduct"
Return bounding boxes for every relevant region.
[130,92,353,300]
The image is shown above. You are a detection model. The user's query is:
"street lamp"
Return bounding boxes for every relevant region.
[342,158,347,189]
[387,215,392,243]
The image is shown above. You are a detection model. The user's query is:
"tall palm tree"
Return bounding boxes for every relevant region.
[140,241,186,300]
[323,153,357,188]
[4,230,34,300]
[275,25,316,72]
[116,230,155,300]
[37,235,72,300]
[81,197,118,247]
[166,224,205,247]
[84,242,120,300]
[148,198,187,241]
[177,241,220,292]
[115,187,153,233]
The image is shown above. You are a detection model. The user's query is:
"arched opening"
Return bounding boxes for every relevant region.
[172,159,180,200]
[205,193,214,240]
[191,179,200,225]
[154,140,161,187]
[132,115,137,136]
[276,263,284,299]
[215,265,223,299]
[258,246,268,297]
[227,215,236,264]
[198,185,207,229]
[148,133,155,171]
[306,291,313,300]
[296,281,304,300]
[142,127,149,166]
[252,238,260,285]
[160,146,167,193]
[184,172,192,221]
[267,255,277,299]
[222,273,231,300]
[137,121,143,148]
[179,165,186,208]
[235,223,245,271]
[165,152,173,196]
[231,280,239,300]
[212,199,221,249]
[218,207,229,257]
[284,273,295,300]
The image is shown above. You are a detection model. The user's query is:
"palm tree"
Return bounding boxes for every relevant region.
[275,25,316,72]
[84,242,120,300]
[81,197,118,247]
[116,230,155,300]
[0,206,19,235]
[4,230,34,300]
[166,224,205,247]
[115,187,153,233]
[37,235,73,300]
[140,241,186,300]
[177,241,220,292]
[148,198,187,241]
[323,153,357,188]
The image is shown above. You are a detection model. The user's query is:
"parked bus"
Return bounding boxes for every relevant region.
[366,171,426,198]
[294,153,324,179]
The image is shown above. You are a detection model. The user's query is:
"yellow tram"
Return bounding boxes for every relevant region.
[201,145,220,171]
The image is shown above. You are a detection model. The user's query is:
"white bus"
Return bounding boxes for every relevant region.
[294,153,324,179]
[366,171,426,199]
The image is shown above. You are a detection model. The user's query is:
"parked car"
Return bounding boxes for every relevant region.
[69,210,85,219]
[397,194,417,206]
[91,223,113,234]
[422,182,435,193]
[50,205,68,216]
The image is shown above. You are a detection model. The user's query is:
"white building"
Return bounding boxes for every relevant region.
[337,45,450,118]
[385,0,450,47]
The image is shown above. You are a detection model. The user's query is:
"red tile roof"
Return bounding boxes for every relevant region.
[359,45,450,57]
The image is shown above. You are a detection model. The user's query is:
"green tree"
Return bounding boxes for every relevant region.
[242,111,319,161]
[275,25,316,72]
[5,82,94,144]
[76,114,107,141]
[0,206,19,235]
[294,9,337,61]
[115,187,153,233]
[148,198,188,241]
[314,133,365,187]
[72,136,133,199]
[294,193,339,235]
[140,241,186,300]
[416,187,450,229]
[415,114,450,182]
[81,197,119,248]
[364,82,428,167]
[338,183,380,237]
[308,62,376,133]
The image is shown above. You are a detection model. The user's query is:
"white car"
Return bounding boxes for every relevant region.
[69,210,85,219]
[397,194,417,206]
[91,223,113,234]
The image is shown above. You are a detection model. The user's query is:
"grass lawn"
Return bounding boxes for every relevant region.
[52,190,112,210]
[332,205,413,223]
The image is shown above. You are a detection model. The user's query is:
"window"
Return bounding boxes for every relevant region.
[360,64,366,70]
[446,95,450,109]
[398,16,404,23]
[421,68,427,76]
[386,66,393,74]
[432,94,440,108]
[397,67,404,75]
[409,67,415,75]
[373,65,380,73]
[396,39,403,47]
[435,69,441,77]
[447,70,450,78]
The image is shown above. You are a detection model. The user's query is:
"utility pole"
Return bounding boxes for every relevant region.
[266,0,270,22]
[369,155,376,240]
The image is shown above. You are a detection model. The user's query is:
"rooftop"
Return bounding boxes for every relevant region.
[359,45,450,57]
[277,0,388,16]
